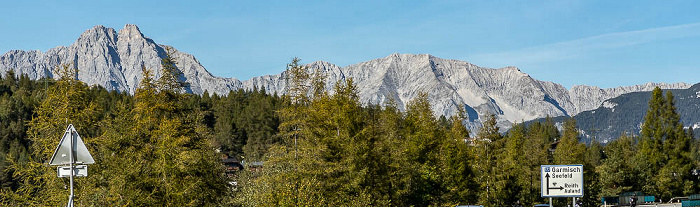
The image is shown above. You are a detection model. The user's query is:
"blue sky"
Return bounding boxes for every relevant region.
[2,0,700,88]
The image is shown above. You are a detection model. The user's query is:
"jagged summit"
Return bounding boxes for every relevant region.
[0,24,242,94]
[118,24,145,40]
[0,25,692,132]
[75,25,117,46]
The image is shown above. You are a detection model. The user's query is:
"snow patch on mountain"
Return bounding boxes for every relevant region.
[602,101,617,112]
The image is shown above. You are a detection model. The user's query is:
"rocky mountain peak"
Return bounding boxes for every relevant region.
[502,66,522,72]
[0,24,693,133]
[118,24,145,41]
[75,25,118,45]
[383,53,430,63]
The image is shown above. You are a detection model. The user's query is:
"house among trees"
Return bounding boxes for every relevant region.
[246,161,264,172]
[221,154,243,177]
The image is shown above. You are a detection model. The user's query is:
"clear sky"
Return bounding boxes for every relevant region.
[2,0,700,88]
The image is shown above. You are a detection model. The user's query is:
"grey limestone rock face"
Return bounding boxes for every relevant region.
[0,24,242,95]
[244,53,690,132]
[568,82,691,115]
[0,24,690,132]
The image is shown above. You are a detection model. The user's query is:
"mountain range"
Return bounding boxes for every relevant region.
[0,24,692,133]
[528,83,700,143]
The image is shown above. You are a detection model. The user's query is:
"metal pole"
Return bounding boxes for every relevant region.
[294,127,298,206]
[549,197,552,207]
[68,129,74,207]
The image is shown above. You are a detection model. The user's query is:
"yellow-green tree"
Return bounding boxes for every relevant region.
[2,60,227,206]
[1,64,100,206]
[440,109,478,205]
[89,64,227,206]
[473,113,504,206]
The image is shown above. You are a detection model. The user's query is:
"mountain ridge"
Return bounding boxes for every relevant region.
[526,83,700,142]
[0,24,692,131]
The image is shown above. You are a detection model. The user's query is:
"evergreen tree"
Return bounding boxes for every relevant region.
[521,121,555,205]
[235,58,331,206]
[598,134,637,197]
[401,92,444,205]
[474,113,503,206]
[655,91,694,198]
[89,65,228,206]
[440,108,478,205]
[1,64,100,206]
[0,70,40,192]
[554,118,585,165]
[498,123,527,205]
[156,46,188,93]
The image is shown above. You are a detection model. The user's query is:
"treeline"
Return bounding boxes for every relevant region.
[231,59,598,206]
[231,59,700,206]
[0,57,699,206]
[0,51,281,206]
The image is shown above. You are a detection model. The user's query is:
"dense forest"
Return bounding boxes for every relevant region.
[0,57,699,206]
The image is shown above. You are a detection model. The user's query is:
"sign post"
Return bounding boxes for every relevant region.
[49,124,95,207]
[541,165,584,206]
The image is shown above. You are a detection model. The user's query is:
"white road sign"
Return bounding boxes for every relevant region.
[541,165,583,197]
[49,124,94,165]
[58,165,88,177]
[49,124,95,207]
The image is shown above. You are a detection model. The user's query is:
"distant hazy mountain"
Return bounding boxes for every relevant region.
[0,24,691,132]
[527,83,700,143]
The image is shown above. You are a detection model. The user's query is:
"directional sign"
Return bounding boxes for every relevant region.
[49,124,94,165]
[541,165,583,197]
[58,165,88,177]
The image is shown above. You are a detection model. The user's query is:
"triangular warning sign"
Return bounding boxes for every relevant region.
[49,124,95,165]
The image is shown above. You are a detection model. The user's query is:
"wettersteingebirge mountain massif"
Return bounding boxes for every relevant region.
[0,24,693,137]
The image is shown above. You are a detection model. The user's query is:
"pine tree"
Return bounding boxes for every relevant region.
[156,46,188,93]
[440,107,478,205]
[655,90,694,198]
[1,64,100,206]
[497,123,527,205]
[521,121,555,205]
[554,118,585,165]
[400,92,444,205]
[474,113,503,206]
[598,134,637,196]
[633,89,665,195]
[235,58,331,206]
[90,65,228,206]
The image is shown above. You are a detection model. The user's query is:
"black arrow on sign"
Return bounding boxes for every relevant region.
[545,173,565,195]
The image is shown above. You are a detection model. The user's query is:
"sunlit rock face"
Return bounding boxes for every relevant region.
[0,25,690,132]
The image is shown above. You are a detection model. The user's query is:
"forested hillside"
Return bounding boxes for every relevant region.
[0,52,281,206]
[527,83,700,143]
[0,57,699,206]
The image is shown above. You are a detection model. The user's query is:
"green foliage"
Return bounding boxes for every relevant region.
[157,47,188,93]
[1,62,699,206]
[0,70,40,191]
[1,64,100,206]
[554,118,585,165]
[1,64,229,205]
[629,87,696,200]
[210,87,281,161]
[473,113,505,206]
[440,112,478,204]
[234,59,482,206]
[88,66,228,206]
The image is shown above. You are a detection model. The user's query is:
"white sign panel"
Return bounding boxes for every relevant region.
[541,165,583,197]
[49,124,95,165]
[57,165,88,178]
